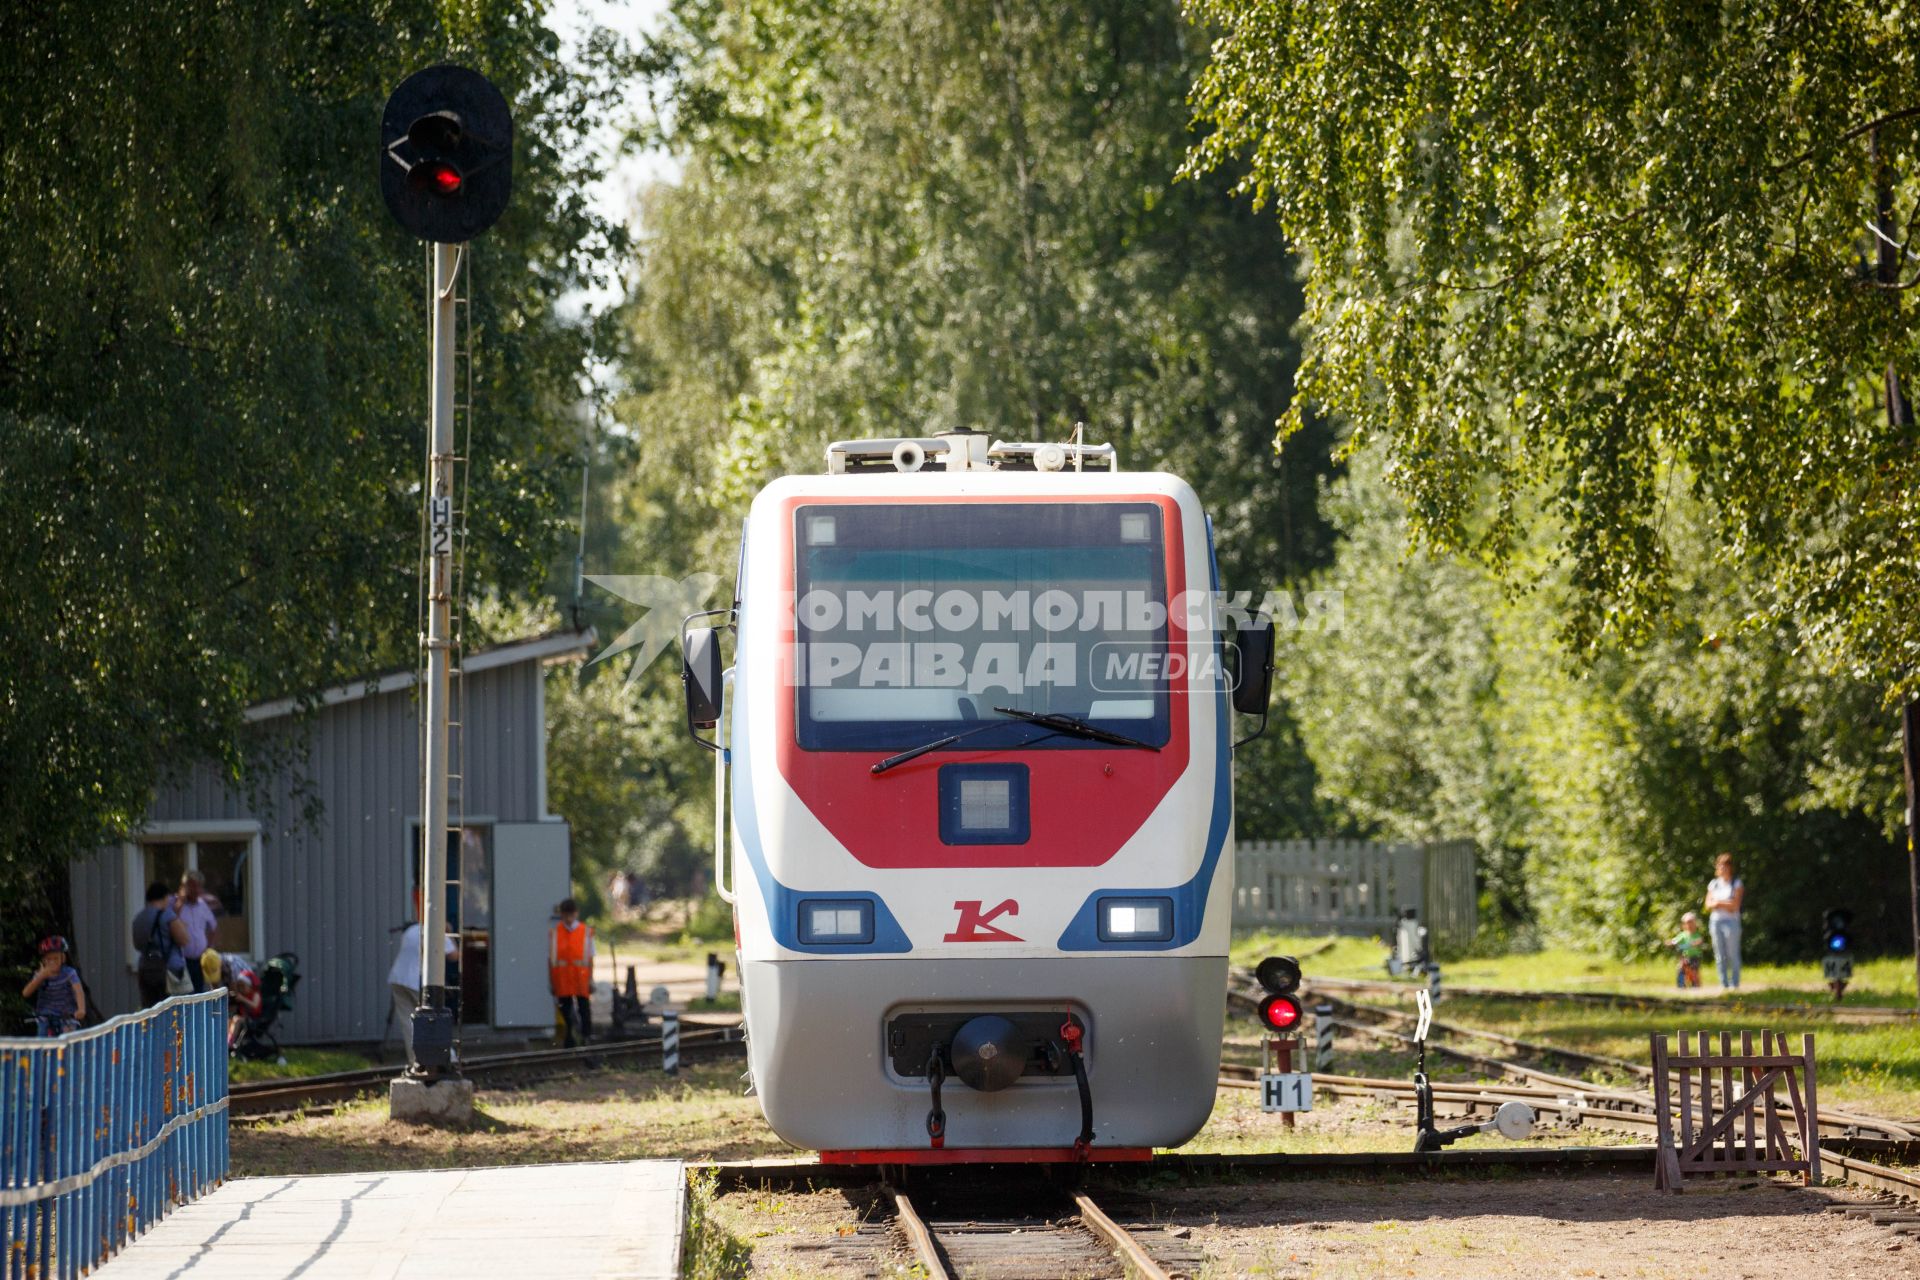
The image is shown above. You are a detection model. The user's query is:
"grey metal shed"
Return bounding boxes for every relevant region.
[67,630,590,1045]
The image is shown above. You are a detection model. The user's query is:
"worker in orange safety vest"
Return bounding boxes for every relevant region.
[550,897,595,1046]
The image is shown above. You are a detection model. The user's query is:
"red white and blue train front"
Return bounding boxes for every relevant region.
[711,436,1236,1162]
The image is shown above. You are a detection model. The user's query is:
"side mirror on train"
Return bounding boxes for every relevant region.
[1231,618,1275,715]
[683,626,724,733]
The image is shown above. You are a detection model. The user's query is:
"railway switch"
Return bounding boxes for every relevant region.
[1409,989,1537,1151]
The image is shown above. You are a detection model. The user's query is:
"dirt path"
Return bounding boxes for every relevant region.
[1166,1174,1911,1279]
[719,1174,1915,1279]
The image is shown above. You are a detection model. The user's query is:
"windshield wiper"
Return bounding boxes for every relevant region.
[870,719,1013,775]
[869,705,1156,775]
[991,706,1159,751]
[871,706,1152,775]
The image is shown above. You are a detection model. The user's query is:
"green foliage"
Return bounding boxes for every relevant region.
[1280,453,1534,923]
[680,1169,752,1280]
[611,0,1339,843]
[546,653,705,898]
[679,893,736,945]
[1186,0,1920,691]
[229,1046,373,1083]
[0,4,619,907]
[1233,929,1919,1006]
[1284,448,1907,957]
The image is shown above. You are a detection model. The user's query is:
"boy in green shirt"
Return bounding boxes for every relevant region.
[1668,911,1706,988]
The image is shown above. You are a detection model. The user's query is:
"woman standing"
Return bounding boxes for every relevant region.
[1702,852,1745,990]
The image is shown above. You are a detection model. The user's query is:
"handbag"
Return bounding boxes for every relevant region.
[136,910,170,988]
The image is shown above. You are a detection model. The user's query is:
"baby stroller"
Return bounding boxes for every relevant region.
[230,952,301,1060]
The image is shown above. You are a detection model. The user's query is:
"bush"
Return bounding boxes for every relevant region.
[679,893,735,945]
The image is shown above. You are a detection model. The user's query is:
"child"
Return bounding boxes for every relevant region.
[221,954,263,1052]
[22,935,87,1036]
[1667,911,1706,989]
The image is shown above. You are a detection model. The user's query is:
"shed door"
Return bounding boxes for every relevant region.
[491,820,571,1028]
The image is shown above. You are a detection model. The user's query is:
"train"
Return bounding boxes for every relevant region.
[679,428,1274,1163]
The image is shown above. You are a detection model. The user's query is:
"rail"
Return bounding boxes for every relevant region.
[888,1185,1176,1280]
[1300,973,1920,1025]
[1,990,229,1280]
[1293,989,1918,1140]
[229,1021,743,1118]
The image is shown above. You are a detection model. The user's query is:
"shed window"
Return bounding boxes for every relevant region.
[129,829,262,961]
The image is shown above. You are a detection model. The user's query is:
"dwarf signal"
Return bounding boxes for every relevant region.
[1821,907,1854,1001]
[1254,954,1304,1032]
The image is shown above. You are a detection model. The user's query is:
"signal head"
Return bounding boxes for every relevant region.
[1822,906,1854,952]
[1259,993,1304,1032]
[379,65,513,243]
[1255,954,1303,996]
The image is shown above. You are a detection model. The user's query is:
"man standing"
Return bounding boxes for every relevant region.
[549,898,594,1047]
[172,871,218,993]
[387,919,456,1068]
[129,881,186,1006]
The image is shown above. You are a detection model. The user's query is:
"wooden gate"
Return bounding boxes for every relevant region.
[1651,1030,1819,1191]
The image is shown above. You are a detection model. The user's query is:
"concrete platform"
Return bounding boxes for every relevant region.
[94,1160,684,1279]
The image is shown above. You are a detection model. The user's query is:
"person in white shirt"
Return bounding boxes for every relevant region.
[1702,852,1745,991]
[388,921,457,1066]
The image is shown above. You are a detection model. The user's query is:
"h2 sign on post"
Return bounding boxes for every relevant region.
[430,495,453,555]
[1261,1072,1313,1113]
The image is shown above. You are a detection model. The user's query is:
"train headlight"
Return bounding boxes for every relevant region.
[797,899,875,945]
[1097,896,1175,942]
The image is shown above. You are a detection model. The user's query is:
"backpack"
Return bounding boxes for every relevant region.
[137,908,171,987]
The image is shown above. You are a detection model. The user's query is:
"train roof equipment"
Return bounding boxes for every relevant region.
[824,427,1119,475]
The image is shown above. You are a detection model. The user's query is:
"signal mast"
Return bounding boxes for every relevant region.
[377,64,514,1119]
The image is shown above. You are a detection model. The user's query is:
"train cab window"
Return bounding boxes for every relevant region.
[793,502,1174,752]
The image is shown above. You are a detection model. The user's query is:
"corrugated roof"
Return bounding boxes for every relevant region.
[243,628,596,723]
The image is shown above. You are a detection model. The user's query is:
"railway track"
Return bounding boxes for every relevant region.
[232,987,1920,1217]
[229,1021,742,1118]
[1296,972,1920,1026]
[887,1183,1203,1280]
[1285,989,1919,1141]
[1217,1055,1920,1198]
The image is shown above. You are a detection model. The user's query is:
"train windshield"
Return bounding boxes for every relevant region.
[792,502,1174,751]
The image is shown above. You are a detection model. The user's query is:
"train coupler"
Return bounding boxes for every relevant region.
[924,1048,947,1150]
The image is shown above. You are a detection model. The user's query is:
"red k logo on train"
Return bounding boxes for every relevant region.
[944,899,1023,942]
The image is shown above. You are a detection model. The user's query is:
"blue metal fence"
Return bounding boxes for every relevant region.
[1,990,229,1279]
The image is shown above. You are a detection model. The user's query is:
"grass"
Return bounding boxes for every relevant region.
[1228,933,1919,1114]
[1230,930,1919,1007]
[231,1060,788,1178]
[682,1169,754,1280]
[228,1046,376,1083]
[1435,996,1920,1115]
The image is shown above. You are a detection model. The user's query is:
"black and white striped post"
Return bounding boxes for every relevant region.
[662,1009,680,1077]
[1314,1003,1334,1070]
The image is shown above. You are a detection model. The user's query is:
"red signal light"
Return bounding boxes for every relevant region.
[415,161,463,195]
[1260,994,1303,1031]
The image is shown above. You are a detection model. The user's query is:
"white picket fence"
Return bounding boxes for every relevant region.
[1232,838,1477,947]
